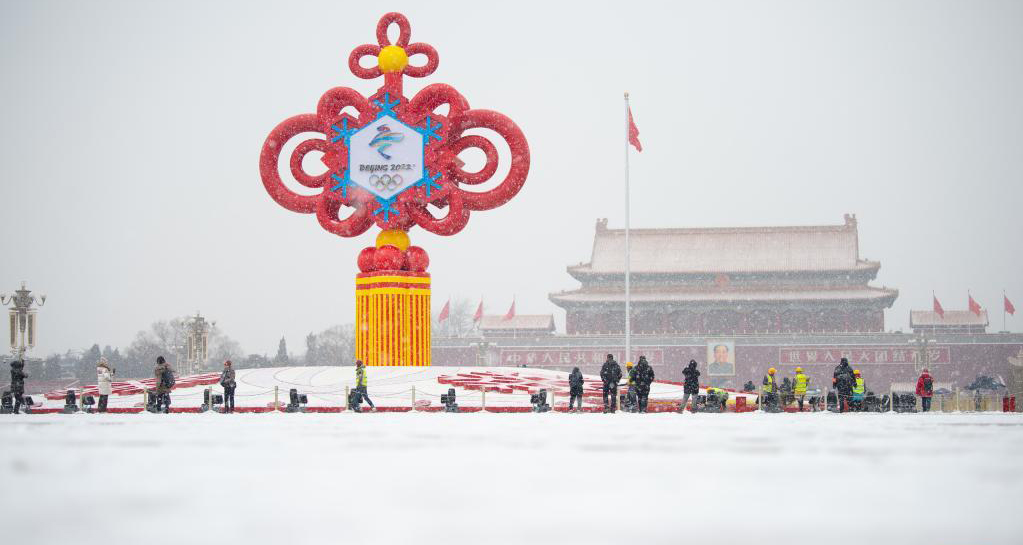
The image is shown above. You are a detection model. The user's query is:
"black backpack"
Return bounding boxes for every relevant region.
[162,368,176,389]
[922,375,933,394]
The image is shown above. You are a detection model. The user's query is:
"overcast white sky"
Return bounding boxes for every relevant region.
[2,0,1021,357]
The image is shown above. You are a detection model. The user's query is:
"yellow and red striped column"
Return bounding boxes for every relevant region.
[354,230,432,366]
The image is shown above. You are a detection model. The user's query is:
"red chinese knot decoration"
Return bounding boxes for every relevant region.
[259,12,530,238]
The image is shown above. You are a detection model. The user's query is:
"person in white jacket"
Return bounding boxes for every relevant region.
[96,357,113,413]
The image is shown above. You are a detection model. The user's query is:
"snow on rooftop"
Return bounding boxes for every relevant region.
[576,215,869,274]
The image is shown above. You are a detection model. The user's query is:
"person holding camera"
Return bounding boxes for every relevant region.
[355,360,375,411]
[568,367,584,412]
[9,359,27,414]
[96,357,113,413]
[220,360,236,413]
[599,354,622,413]
[680,359,700,413]
[632,356,655,413]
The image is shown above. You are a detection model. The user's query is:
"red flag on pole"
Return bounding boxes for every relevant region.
[1005,295,1015,315]
[503,300,516,321]
[473,300,483,323]
[628,106,642,152]
[968,294,982,316]
[438,299,450,322]
[933,295,944,318]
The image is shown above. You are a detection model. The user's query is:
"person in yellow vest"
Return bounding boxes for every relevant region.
[705,387,729,412]
[624,361,637,412]
[793,367,810,411]
[762,368,779,411]
[851,369,866,411]
[353,360,375,412]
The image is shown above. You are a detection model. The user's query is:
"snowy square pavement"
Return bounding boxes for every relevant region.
[2,412,1021,545]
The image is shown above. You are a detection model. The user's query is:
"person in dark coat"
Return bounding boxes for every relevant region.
[220,360,237,413]
[153,356,172,413]
[568,367,584,412]
[833,358,855,413]
[10,360,27,413]
[680,360,700,413]
[599,354,622,413]
[632,356,655,413]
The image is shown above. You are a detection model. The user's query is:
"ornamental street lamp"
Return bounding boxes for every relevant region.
[908,332,937,373]
[184,312,214,375]
[1,282,46,359]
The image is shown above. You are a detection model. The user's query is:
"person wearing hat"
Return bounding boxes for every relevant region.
[632,356,655,413]
[354,360,375,411]
[624,361,637,412]
[599,353,622,413]
[793,367,809,411]
[832,358,856,412]
[762,367,779,411]
[96,357,113,413]
[220,360,237,413]
[705,387,729,412]
[679,360,700,413]
[851,369,866,411]
[916,368,934,412]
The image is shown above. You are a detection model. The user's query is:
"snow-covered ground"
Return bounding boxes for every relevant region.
[2,411,1021,545]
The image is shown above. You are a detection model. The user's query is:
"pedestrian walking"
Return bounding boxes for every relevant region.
[354,360,375,411]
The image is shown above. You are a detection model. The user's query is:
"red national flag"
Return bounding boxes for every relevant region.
[437,299,450,322]
[968,294,982,316]
[503,300,516,321]
[933,295,944,318]
[1004,295,1015,316]
[473,300,483,323]
[628,106,642,152]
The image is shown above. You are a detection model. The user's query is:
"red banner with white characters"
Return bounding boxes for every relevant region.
[499,349,664,367]
[778,347,950,365]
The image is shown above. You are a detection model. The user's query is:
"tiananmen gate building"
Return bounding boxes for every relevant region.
[433,215,1023,396]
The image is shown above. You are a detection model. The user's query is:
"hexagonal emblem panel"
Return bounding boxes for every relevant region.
[348,115,423,199]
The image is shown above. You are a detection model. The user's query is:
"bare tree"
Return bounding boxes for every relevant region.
[305,325,355,366]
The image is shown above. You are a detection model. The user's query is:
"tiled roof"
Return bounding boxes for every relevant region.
[910,310,989,327]
[571,215,873,274]
[550,286,898,304]
[479,314,556,331]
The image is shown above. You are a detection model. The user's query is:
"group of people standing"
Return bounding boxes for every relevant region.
[583,354,657,413]
[763,357,935,413]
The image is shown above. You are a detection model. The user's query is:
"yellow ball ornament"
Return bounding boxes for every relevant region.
[378,45,409,74]
[376,229,410,251]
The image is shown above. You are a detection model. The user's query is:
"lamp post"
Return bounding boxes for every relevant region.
[908,332,937,373]
[184,312,213,375]
[1,282,46,360]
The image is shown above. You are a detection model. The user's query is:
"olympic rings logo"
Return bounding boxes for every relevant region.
[369,174,403,190]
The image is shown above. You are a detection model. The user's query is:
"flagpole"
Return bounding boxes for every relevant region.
[624,92,631,366]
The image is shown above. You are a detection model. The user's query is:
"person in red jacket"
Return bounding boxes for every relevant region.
[916,368,934,412]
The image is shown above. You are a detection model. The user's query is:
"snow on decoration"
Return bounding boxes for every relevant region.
[259,12,530,237]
